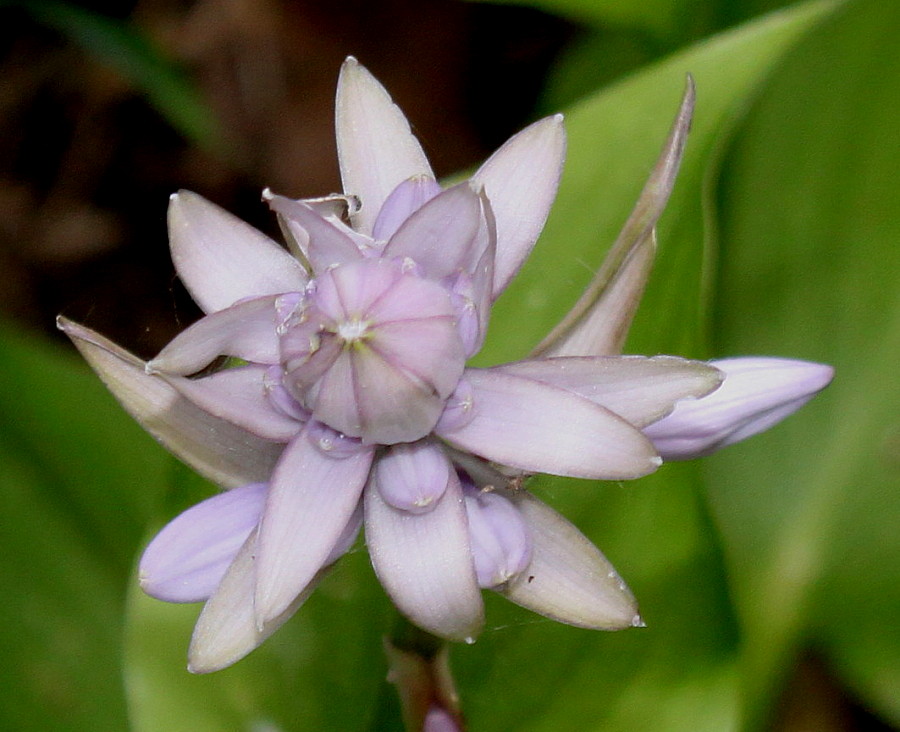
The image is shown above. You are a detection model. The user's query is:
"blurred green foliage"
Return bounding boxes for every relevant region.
[1,0,898,729]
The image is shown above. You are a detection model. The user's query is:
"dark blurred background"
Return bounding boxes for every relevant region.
[0,0,574,357]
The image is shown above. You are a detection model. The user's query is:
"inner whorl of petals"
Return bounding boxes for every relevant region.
[279,258,467,444]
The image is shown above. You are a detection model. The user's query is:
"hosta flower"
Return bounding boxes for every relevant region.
[58,57,828,675]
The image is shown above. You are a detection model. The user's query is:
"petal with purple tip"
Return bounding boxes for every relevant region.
[159,365,303,441]
[644,357,834,460]
[436,369,660,480]
[336,57,434,236]
[500,490,640,630]
[57,317,281,488]
[140,483,267,603]
[494,355,722,428]
[263,191,364,274]
[376,440,451,513]
[148,295,292,375]
[254,426,374,625]
[168,191,307,314]
[365,469,484,641]
[471,115,566,297]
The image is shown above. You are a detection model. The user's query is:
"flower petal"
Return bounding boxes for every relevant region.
[382,183,483,279]
[255,426,374,624]
[140,483,267,603]
[188,529,314,673]
[168,191,307,314]
[463,488,531,589]
[159,365,302,441]
[436,369,661,480]
[493,355,722,428]
[373,175,443,241]
[336,57,434,236]
[644,357,834,459]
[470,115,566,298]
[533,79,695,356]
[148,294,295,375]
[500,490,641,630]
[376,440,451,513]
[58,317,281,487]
[365,468,484,641]
[263,190,364,274]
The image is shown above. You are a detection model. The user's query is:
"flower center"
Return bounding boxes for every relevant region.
[336,318,370,343]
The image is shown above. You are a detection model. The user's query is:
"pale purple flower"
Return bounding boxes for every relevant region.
[58,58,747,673]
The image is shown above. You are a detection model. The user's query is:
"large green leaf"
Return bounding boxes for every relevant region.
[709,0,900,726]
[0,325,173,731]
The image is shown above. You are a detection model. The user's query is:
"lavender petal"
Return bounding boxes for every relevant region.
[494,355,723,428]
[500,490,641,630]
[644,357,834,459]
[436,368,661,480]
[463,488,532,589]
[376,440,451,513]
[373,176,443,241]
[471,115,566,298]
[168,191,307,314]
[336,57,434,236]
[148,295,294,375]
[365,468,484,641]
[139,483,267,603]
[254,426,374,625]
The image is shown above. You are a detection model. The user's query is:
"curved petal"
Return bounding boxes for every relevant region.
[159,365,302,441]
[255,427,374,624]
[336,57,434,236]
[139,483,267,603]
[533,79,695,356]
[365,468,484,641]
[493,356,722,428]
[500,490,641,630]
[470,115,566,297]
[58,318,281,488]
[188,529,316,673]
[436,369,661,480]
[382,183,483,279]
[263,191,364,274]
[169,191,307,314]
[148,294,294,375]
[463,488,531,589]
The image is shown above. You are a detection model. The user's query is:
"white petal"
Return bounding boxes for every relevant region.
[159,365,302,441]
[494,356,722,427]
[436,369,661,480]
[168,191,307,314]
[365,469,484,641]
[254,427,374,624]
[500,490,640,630]
[188,529,316,673]
[148,294,292,375]
[336,57,434,236]
[58,317,281,487]
[471,115,566,297]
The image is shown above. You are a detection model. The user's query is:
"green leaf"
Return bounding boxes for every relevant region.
[0,324,174,730]
[709,0,900,725]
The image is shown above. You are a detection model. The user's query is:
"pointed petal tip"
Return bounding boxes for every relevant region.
[632,614,646,628]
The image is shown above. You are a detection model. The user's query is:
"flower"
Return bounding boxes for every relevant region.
[57,57,827,674]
